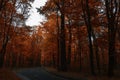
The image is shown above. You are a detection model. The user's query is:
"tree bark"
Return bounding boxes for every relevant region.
[105,0,119,76]
[81,0,95,75]
[59,11,67,71]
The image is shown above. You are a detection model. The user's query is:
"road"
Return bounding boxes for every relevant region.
[15,67,68,80]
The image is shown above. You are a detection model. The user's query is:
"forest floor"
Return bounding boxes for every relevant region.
[44,67,120,80]
[0,67,119,80]
[0,68,21,80]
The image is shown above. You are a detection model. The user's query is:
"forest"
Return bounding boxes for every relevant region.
[0,0,120,79]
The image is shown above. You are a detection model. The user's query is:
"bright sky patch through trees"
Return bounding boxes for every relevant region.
[26,0,47,26]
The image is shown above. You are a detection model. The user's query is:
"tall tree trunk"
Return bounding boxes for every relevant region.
[59,11,67,71]
[59,0,67,71]
[0,6,13,67]
[105,0,119,76]
[81,0,95,75]
[91,29,101,74]
[0,35,9,67]
[67,18,72,66]
[77,27,82,71]
[56,9,60,70]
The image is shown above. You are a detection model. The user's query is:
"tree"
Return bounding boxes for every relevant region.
[37,0,120,76]
[0,0,34,67]
[38,0,67,71]
[105,0,119,76]
[81,0,95,75]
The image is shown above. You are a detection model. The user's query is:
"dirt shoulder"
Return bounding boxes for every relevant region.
[43,67,87,80]
[43,67,120,80]
[0,68,21,80]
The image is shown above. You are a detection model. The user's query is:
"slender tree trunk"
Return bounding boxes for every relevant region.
[92,30,101,74]
[105,0,119,76]
[0,5,13,67]
[56,9,60,70]
[67,18,72,66]
[59,11,67,71]
[81,0,95,75]
[77,27,82,71]
[59,0,67,71]
[0,35,9,67]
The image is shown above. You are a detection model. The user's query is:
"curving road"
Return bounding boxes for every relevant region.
[15,67,68,80]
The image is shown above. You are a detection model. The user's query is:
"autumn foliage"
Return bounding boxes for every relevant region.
[0,0,120,77]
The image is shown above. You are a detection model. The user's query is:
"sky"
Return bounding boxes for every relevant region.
[26,0,47,26]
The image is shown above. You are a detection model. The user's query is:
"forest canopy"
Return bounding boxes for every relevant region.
[0,0,120,77]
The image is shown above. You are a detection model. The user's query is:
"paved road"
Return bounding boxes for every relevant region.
[15,67,68,80]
